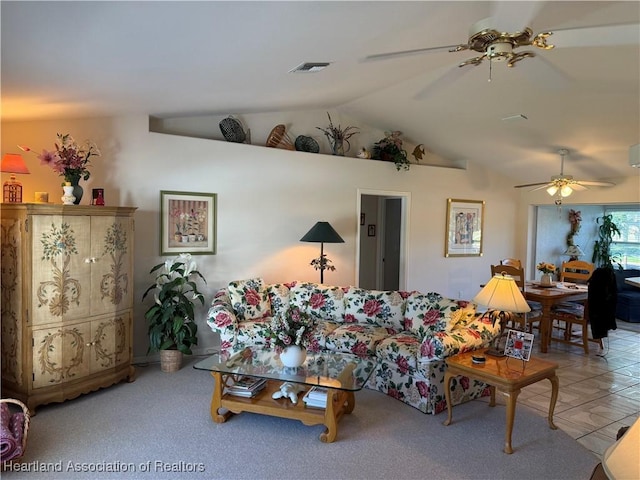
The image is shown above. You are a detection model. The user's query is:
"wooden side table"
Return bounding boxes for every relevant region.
[443,349,559,454]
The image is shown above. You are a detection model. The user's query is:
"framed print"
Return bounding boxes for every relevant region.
[160,191,217,255]
[504,329,534,361]
[360,213,365,226]
[444,198,484,257]
[368,224,376,237]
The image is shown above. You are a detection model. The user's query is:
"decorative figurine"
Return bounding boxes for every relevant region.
[271,382,305,404]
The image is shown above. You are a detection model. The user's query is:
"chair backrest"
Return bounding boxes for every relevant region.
[500,258,522,269]
[491,264,525,291]
[559,260,595,284]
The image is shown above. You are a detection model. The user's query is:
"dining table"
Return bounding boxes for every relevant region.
[524,281,588,353]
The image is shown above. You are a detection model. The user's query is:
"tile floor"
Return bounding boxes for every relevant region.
[493,321,640,458]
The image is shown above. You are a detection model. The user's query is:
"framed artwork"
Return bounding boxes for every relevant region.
[160,191,217,255]
[504,329,534,361]
[444,198,484,257]
[368,224,376,237]
[360,213,365,226]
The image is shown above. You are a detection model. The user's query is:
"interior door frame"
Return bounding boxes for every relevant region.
[356,188,411,290]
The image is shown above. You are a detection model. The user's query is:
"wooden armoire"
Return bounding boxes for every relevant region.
[1,204,137,412]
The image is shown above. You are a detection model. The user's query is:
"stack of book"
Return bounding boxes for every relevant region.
[225,376,267,398]
[303,386,329,409]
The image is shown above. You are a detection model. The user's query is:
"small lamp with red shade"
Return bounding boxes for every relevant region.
[2,153,30,203]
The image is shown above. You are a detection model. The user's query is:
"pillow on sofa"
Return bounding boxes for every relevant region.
[228,278,271,321]
[290,282,347,321]
[343,288,405,330]
[266,283,294,318]
[404,292,470,339]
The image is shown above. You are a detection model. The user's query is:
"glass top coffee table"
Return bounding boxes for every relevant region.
[194,348,376,442]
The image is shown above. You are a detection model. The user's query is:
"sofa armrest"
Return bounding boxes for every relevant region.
[418,315,500,363]
[206,288,238,351]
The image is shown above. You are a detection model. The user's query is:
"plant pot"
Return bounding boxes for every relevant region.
[160,349,183,372]
[279,345,307,368]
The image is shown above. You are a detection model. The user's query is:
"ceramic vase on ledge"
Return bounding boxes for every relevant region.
[61,184,76,205]
[279,345,307,368]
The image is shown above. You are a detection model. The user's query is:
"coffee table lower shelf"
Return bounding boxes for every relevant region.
[209,372,355,443]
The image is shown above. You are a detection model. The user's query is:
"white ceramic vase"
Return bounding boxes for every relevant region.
[279,345,307,368]
[61,185,76,205]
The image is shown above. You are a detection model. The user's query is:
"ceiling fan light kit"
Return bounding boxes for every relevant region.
[514,148,615,204]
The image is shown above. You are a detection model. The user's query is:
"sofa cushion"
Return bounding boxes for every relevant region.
[266,282,295,318]
[404,292,471,339]
[290,282,347,321]
[325,324,390,357]
[343,288,405,330]
[236,316,272,346]
[228,278,271,321]
[375,333,422,373]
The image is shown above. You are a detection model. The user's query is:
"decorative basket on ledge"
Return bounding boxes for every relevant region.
[1,398,30,465]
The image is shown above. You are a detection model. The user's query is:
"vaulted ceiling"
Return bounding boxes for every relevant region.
[2,1,639,186]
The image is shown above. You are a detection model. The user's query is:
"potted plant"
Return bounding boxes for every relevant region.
[316,112,359,156]
[372,131,410,171]
[592,214,622,269]
[536,262,557,285]
[142,253,206,372]
[267,307,318,368]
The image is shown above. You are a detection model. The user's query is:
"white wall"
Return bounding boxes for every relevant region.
[5,114,635,359]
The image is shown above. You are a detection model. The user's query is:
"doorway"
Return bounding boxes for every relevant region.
[357,190,410,290]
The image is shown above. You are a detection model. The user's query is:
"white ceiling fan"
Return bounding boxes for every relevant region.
[514,148,615,203]
[363,3,639,92]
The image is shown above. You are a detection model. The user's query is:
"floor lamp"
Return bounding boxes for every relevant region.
[300,221,344,283]
[473,273,531,357]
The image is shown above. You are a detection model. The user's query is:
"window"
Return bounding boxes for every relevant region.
[605,207,640,269]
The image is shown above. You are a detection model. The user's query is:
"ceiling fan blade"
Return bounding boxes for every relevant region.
[517,54,571,90]
[514,182,552,189]
[363,43,461,62]
[490,0,544,33]
[551,23,639,48]
[414,62,477,100]
[575,180,616,187]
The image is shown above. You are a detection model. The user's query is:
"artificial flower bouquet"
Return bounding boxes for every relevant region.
[268,307,317,353]
[536,262,557,274]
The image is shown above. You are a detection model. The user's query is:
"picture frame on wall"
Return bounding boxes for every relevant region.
[444,198,484,257]
[368,224,376,237]
[160,190,217,255]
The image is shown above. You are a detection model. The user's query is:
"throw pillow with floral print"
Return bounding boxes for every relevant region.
[228,278,271,321]
[343,288,405,330]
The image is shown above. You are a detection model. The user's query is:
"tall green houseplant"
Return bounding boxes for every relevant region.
[143,253,206,356]
[591,214,621,269]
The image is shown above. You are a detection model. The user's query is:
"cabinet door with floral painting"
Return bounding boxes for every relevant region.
[32,322,92,388]
[89,311,132,372]
[90,216,133,317]
[31,215,92,326]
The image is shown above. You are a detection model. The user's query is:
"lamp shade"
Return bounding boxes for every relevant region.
[1,153,29,174]
[563,245,584,257]
[473,274,531,313]
[300,221,344,243]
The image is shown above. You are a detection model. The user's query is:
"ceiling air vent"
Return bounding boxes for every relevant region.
[289,62,331,73]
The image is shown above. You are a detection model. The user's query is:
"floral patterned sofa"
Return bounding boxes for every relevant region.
[206,279,500,414]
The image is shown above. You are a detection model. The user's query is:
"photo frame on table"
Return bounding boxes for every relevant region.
[444,198,484,257]
[160,191,217,255]
[504,329,534,361]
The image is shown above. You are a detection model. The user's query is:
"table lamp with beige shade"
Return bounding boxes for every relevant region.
[473,273,531,357]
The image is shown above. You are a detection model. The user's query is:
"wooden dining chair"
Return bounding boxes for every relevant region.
[500,258,522,269]
[490,264,542,333]
[551,260,596,353]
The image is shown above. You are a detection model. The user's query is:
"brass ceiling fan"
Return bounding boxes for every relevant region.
[363,3,639,92]
[514,149,615,204]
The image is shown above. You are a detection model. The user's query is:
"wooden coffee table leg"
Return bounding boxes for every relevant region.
[488,385,496,407]
[210,372,231,423]
[344,391,355,414]
[443,371,454,426]
[503,389,521,454]
[547,375,559,430]
[320,389,338,443]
